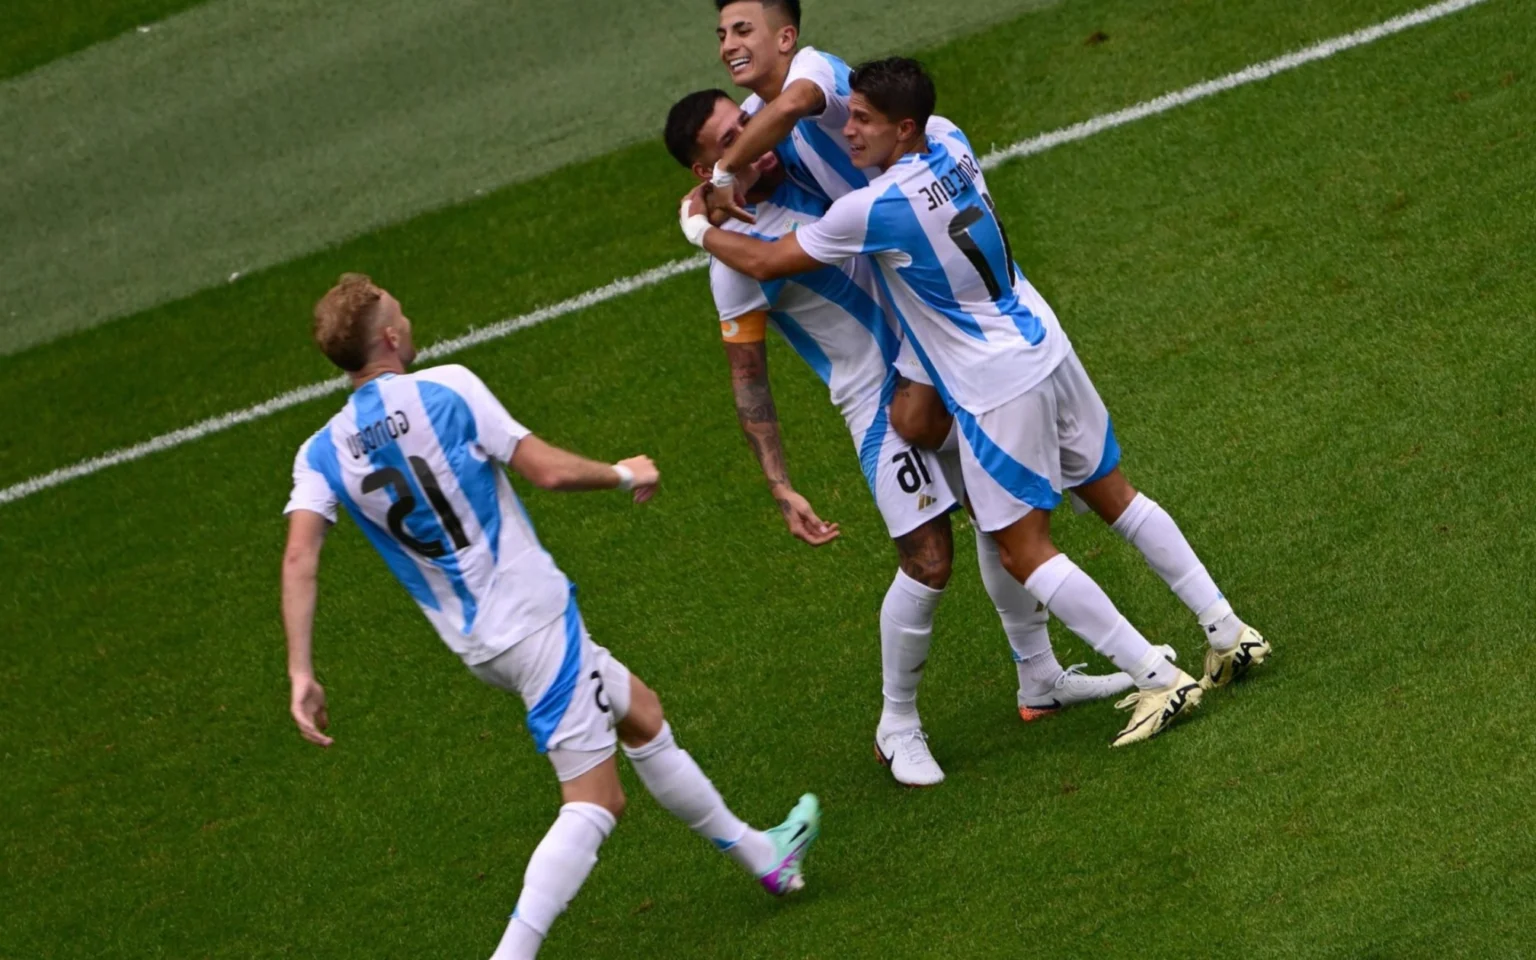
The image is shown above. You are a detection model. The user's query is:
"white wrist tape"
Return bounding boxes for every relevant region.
[710,161,737,190]
[612,464,636,491]
[679,198,712,248]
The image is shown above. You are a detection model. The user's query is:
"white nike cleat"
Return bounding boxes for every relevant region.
[1109,667,1203,748]
[874,726,945,787]
[1201,626,1271,689]
[1018,645,1177,722]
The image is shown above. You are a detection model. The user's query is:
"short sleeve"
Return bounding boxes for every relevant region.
[785,48,844,122]
[794,189,879,265]
[422,365,530,463]
[710,257,770,322]
[284,437,339,523]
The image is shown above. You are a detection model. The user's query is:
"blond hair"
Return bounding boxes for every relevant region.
[312,273,384,371]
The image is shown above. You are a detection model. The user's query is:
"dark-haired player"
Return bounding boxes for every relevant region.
[680,59,1270,747]
[665,90,1139,784]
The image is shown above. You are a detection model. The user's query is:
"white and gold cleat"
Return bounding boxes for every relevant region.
[1201,626,1271,690]
[1109,669,1203,748]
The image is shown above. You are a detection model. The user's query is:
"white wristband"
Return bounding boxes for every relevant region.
[682,214,712,248]
[612,464,635,491]
[679,198,711,248]
[710,160,737,190]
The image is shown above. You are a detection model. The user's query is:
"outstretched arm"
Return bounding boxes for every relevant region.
[719,80,824,180]
[282,509,334,747]
[509,435,660,503]
[708,80,827,221]
[725,334,839,546]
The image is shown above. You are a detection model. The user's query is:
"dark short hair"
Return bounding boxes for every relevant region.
[664,89,732,168]
[849,57,936,131]
[714,0,801,29]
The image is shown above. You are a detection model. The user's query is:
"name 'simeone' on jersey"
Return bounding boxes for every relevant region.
[285,364,569,665]
[796,118,1070,416]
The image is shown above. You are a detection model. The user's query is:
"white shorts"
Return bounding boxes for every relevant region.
[468,586,632,782]
[955,349,1121,533]
[851,400,958,539]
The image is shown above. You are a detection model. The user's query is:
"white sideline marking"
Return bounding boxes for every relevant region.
[0,0,1487,508]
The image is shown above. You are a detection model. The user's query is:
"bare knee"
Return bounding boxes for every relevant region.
[895,516,953,589]
[616,676,665,748]
[992,512,1059,584]
[889,377,953,449]
[1074,468,1138,525]
[560,760,627,820]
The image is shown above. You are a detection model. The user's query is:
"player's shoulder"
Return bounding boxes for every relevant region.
[411,363,487,395]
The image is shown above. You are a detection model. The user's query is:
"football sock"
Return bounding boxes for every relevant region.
[1024,554,1175,691]
[1111,494,1242,648]
[879,568,944,732]
[975,533,1061,696]
[492,801,615,960]
[623,723,776,876]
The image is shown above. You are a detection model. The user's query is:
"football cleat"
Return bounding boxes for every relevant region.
[1109,669,1203,748]
[758,793,821,896]
[1018,645,1177,722]
[1201,626,1271,689]
[874,726,945,787]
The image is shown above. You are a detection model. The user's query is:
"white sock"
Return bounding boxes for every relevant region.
[1024,554,1173,691]
[623,723,776,876]
[491,802,615,960]
[1112,494,1242,648]
[879,568,944,731]
[975,533,1061,697]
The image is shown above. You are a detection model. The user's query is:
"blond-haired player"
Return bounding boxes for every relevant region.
[280,275,819,959]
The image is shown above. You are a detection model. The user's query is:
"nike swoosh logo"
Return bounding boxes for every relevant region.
[1024,698,1063,711]
[791,824,808,842]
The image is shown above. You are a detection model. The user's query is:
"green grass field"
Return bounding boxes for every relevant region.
[3,1,1535,958]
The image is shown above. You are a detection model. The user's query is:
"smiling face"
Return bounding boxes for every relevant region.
[716,1,797,93]
[691,96,782,194]
[843,93,917,171]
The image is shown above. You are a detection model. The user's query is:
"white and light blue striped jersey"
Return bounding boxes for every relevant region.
[284,365,569,666]
[795,118,1070,415]
[709,176,900,436]
[742,47,873,204]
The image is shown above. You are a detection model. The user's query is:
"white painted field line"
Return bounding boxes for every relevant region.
[0,0,1487,508]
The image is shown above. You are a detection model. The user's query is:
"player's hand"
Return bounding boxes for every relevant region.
[290,674,333,747]
[773,486,840,546]
[703,180,755,225]
[617,455,659,504]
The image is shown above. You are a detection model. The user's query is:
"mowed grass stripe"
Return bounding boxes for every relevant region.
[0,0,1054,356]
[0,0,1487,508]
[0,0,1448,484]
[2,4,1532,954]
[0,0,209,81]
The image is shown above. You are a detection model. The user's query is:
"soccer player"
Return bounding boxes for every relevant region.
[706,0,866,220]
[679,60,1271,747]
[703,0,966,464]
[280,275,820,959]
[664,91,1140,784]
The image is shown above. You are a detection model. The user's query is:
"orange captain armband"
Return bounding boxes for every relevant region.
[720,311,768,344]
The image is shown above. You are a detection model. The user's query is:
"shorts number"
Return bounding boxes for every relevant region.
[947,194,1017,301]
[891,449,935,494]
[590,670,611,714]
[361,456,471,558]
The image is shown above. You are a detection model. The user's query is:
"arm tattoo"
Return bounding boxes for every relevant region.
[725,342,791,490]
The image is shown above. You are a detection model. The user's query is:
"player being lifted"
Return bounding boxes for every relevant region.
[680,59,1271,747]
[707,0,865,219]
[664,91,1140,785]
[279,275,820,960]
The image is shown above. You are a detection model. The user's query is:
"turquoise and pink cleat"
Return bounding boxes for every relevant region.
[757,793,821,896]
